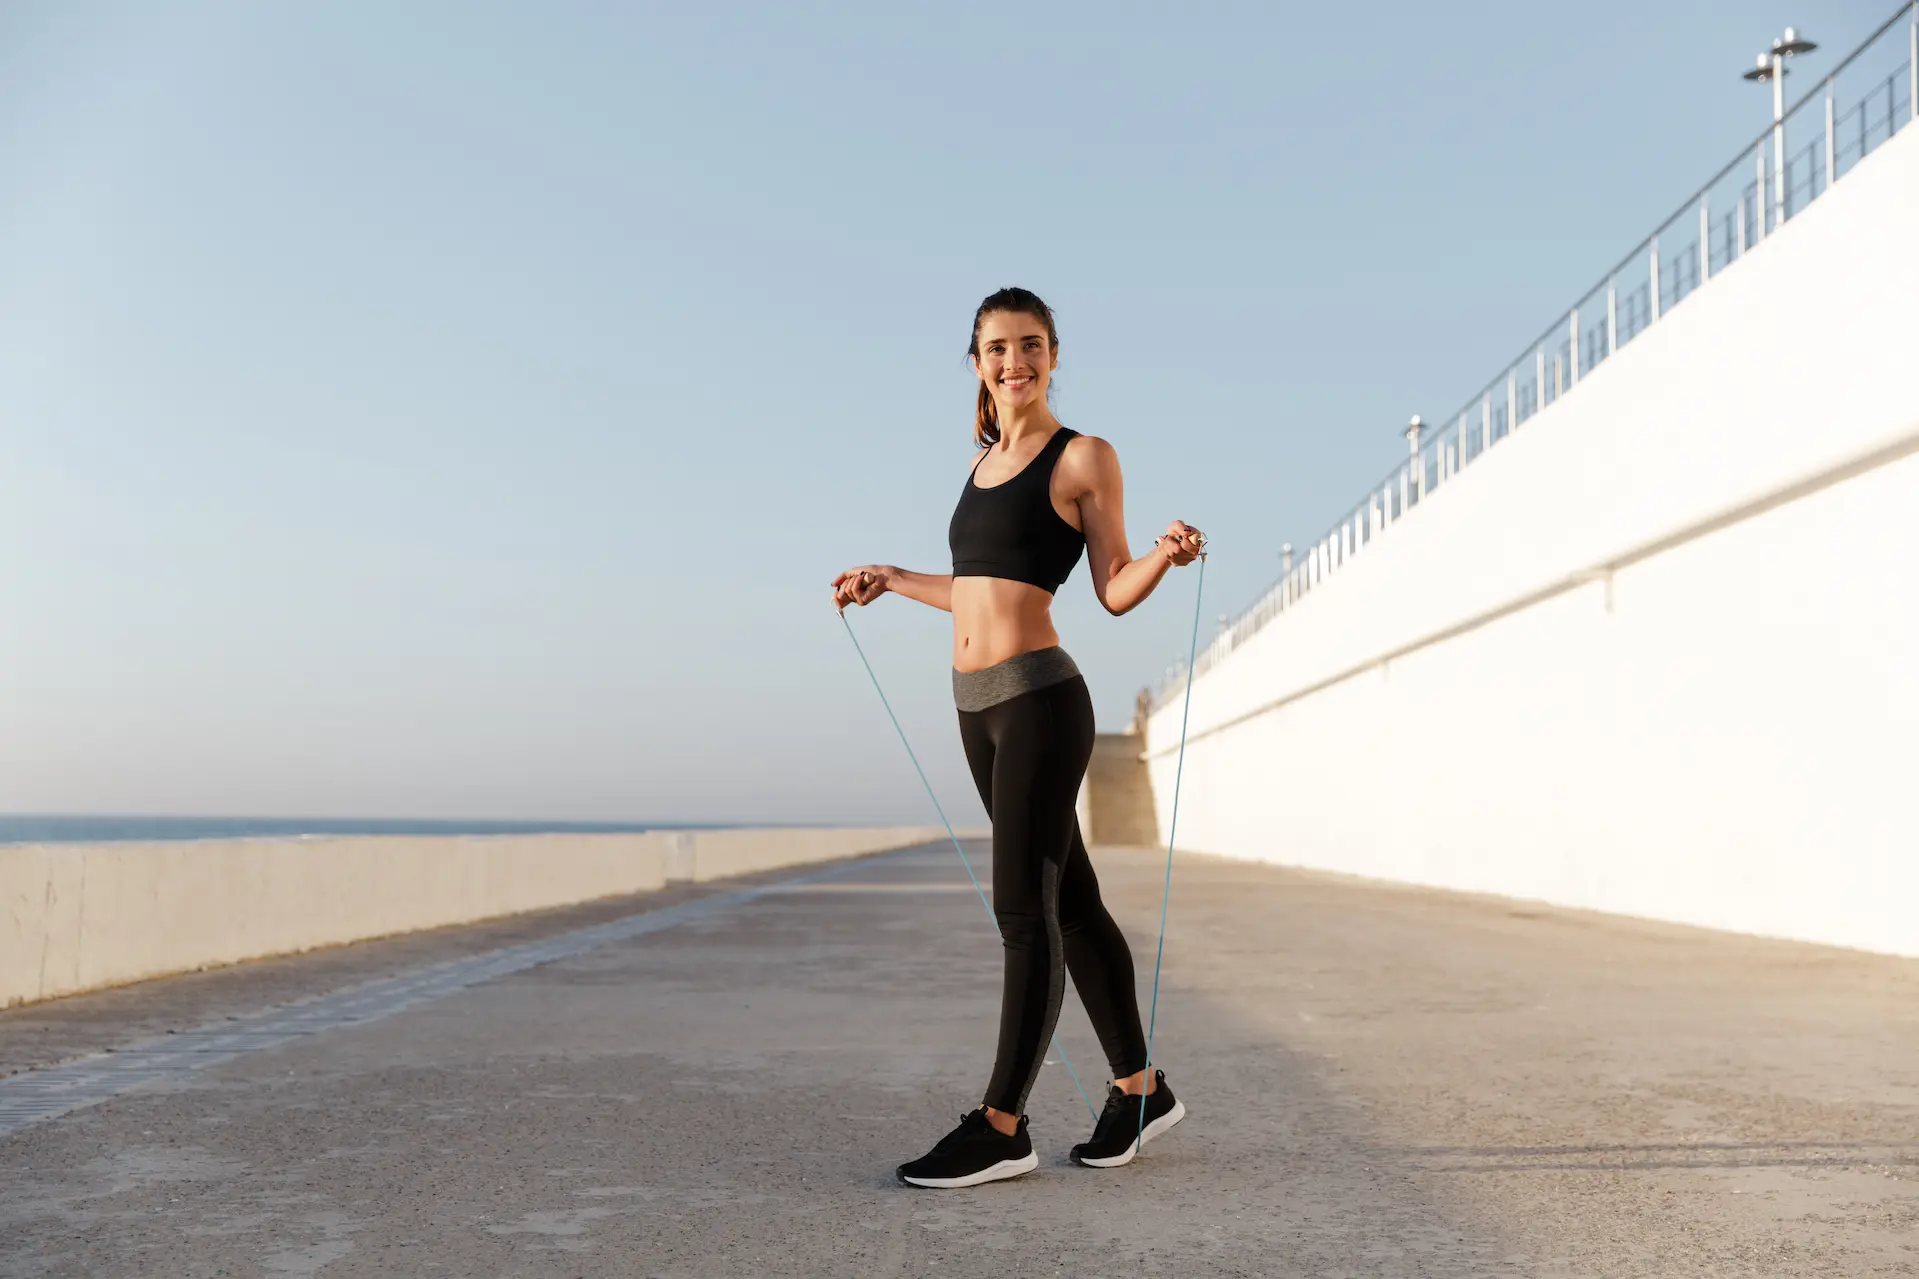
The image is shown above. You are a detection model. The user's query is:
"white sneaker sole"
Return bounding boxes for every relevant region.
[899,1151,1040,1189]
[1073,1098,1187,1168]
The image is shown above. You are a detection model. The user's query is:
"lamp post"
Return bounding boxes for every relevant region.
[1743,27,1818,231]
[1405,415,1425,502]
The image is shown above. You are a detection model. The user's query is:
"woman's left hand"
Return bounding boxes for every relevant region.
[1157,521,1206,567]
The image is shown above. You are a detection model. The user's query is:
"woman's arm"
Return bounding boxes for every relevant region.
[1068,436,1203,617]
[830,564,953,613]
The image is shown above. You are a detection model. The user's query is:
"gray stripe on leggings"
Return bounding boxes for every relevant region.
[952,647,1081,713]
[1009,858,1068,1114]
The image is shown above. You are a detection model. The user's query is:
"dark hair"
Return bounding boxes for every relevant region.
[966,286,1059,448]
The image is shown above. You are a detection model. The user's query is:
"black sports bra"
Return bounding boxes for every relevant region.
[948,427,1085,594]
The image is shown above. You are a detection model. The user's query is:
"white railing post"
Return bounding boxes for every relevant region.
[1506,369,1517,435]
[1754,145,1768,241]
[1481,393,1492,453]
[1536,346,1547,411]
[1650,236,1662,322]
[1457,411,1470,467]
[1569,307,1581,384]
[1606,277,1617,357]
[1700,194,1711,281]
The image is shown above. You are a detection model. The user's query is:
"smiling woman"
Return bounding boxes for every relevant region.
[828,287,1203,1188]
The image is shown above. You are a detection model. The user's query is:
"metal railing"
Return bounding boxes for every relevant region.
[1150,2,1918,710]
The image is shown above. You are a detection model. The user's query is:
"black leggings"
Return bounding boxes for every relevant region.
[958,675,1149,1114]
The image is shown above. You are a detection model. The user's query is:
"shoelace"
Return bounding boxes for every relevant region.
[937,1109,996,1151]
[1092,1087,1137,1139]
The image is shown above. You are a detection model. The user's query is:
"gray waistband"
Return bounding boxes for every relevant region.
[952,647,1082,713]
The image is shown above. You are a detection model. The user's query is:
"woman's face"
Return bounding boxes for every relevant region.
[973,311,1056,414]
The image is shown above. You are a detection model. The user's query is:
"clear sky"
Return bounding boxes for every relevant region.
[0,0,1883,824]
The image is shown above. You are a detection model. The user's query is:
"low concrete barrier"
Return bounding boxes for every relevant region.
[659,827,941,884]
[0,827,939,1007]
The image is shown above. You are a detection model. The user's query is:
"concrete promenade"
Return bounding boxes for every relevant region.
[3,842,1916,1277]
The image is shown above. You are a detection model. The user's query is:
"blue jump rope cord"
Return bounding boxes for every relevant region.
[1140,550,1205,1154]
[838,611,1098,1122]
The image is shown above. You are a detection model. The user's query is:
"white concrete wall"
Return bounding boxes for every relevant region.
[1146,128,1919,958]
[0,826,939,1006]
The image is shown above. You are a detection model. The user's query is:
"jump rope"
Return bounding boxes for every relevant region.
[839,537,1207,1158]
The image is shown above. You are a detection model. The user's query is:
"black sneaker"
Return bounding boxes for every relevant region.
[897,1108,1039,1189]
[1069,1071,1186,1168]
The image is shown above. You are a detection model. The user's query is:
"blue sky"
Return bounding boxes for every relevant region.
[0,0,1883,823]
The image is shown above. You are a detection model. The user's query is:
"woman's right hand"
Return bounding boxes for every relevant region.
[831,564,892,612]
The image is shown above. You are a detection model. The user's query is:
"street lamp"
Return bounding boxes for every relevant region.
[1743,26,1818,232]
[1405,415,1426,500]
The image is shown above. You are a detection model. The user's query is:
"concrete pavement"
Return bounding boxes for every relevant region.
[3,842,1916,1276]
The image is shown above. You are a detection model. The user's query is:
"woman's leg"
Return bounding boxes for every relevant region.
[967,681,1094,1118]
[1056,815,1151,1086]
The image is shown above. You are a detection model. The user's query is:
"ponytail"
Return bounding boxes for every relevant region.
[974,383,1000,448]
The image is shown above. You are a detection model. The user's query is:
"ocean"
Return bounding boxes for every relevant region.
[0,816,731,846]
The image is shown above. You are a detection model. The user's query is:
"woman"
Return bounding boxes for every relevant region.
[832,286,1204,1189]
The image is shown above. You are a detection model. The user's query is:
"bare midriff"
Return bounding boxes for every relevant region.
[951,577,1060,673]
